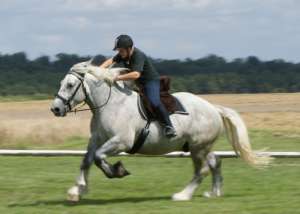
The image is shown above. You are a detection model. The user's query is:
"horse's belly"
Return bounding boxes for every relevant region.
[136,140,186,155]
[135,131,188,155]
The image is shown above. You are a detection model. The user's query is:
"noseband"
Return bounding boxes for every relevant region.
[55,71,112,113]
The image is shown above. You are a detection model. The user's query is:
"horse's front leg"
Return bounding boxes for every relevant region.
[94,136,131,179]
[67,137,98,202]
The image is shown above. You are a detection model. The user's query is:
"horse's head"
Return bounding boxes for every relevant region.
[51,60,129,117]
[51,61,91,117]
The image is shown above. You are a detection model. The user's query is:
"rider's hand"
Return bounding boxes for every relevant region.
[104,74,117,85]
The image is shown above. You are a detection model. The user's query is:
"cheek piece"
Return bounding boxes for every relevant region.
[55,72,87,111]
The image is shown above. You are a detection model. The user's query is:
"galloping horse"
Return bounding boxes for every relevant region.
[51,61,271,202]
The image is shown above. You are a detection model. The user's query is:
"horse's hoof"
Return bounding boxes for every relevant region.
[203,191,223,198]
[67,186,81,202]
[113,161,131,178]
[203,191,213,198]
[172,192,191,201]
[67,193,80,202]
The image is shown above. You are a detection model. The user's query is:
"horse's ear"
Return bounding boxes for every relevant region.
[75,68,87,75]
[71,61,91,74]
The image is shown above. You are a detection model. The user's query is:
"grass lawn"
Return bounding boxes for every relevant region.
[0,156,299,214]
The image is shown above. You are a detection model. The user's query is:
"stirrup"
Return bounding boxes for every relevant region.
[164,126,177,138]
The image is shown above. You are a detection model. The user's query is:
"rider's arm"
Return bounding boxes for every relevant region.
[115,51,144,81]
[99,58,113,68]
[115,71,141,81]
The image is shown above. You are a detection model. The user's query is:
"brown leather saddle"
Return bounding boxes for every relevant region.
[137,76,188,121]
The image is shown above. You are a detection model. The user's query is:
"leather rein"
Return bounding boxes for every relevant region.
[55,71,112,114]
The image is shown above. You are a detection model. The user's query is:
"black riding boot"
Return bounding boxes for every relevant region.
[154,105,177,138]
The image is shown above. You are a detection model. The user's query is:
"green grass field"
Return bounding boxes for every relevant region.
[1,129,299,213]
[0,156,299,214]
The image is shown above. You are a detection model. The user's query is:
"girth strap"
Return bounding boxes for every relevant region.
[127,120,151,154]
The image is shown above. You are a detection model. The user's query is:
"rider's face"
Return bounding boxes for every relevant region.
[117,48,131,59]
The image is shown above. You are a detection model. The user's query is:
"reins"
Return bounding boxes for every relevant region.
[70,85,112,113]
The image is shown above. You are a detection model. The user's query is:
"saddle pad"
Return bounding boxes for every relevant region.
[137,95,188,121]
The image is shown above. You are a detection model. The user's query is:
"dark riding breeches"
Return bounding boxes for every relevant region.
[142,80,173,127]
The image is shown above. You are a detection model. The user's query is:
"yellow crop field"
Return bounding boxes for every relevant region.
[0,93,299,148]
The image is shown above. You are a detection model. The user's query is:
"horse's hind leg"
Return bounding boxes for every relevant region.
[172,147,208,201]
[203,152,223,198]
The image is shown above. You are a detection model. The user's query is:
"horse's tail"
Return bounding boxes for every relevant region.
[215,105,272,167]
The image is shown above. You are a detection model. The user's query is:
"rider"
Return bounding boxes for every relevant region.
[99,34,176,138]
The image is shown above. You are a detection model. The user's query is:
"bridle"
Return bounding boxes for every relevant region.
[55,72,86,111]
[55,71,112,113]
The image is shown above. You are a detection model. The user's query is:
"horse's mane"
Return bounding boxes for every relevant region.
[69,60,136,96]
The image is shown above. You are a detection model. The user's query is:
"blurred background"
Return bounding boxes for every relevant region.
[1,1,300,214]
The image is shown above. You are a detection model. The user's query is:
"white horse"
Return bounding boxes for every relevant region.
[51,61,271,202]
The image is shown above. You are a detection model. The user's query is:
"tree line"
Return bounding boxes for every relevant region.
[0,52,299,96]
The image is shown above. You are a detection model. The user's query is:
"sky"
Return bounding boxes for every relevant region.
[1,0,299,62]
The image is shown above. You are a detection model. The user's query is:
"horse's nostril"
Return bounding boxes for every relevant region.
[51,107,60,113]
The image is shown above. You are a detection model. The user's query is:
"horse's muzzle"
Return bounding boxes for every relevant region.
[51,106,67,117]
[50,99,68,117]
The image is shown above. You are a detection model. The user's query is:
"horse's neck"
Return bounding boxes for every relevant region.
[86,79,137,115]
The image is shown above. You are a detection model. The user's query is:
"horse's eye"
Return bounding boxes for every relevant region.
[67,83,74,89]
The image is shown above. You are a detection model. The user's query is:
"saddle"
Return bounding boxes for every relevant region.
[127,76,189,154]
[137,76,188,121]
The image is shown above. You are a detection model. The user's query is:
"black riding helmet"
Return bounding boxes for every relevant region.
[113,35,134,50]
